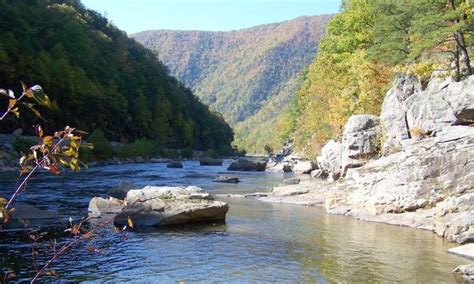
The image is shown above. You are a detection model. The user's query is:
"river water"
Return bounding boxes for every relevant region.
[0,160,469,283]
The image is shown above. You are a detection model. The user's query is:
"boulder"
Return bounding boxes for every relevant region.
[406,75,474,135]
[107,182,135,200]
[199,158,223,166]
[114,186,229,227]
[292,160,317,175]
[452,264,474,281]
[341,115,381,175]
[310,169,326,179]
[380,74,420,154]
[448,244,474,260]
[167,161,183,168]
[227,159,266,171]
[317,140,343,181]
[213,175,240,183]
[88,197,125,217]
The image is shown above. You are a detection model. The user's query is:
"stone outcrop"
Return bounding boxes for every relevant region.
[292,160,317,175]
[261,74,474,245]
[112,186,229,227]
[317,140,342,181]
[341,115,381,174]
[452,264,474,281]
[228,159,266,171]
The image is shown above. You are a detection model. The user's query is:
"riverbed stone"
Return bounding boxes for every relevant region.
[213,175,240,183]
[228,159,266,171]
[167,161,183,168]
[317,140,343,181]
[448,244,474,260]
[292,160,317,175]
[341,115,381,175]
[452,264,474,281]
[88,197,125,217]
[114,186,229,227]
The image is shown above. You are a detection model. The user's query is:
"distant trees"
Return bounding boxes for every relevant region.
[0,0,234,151]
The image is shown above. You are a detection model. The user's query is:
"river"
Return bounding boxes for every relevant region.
[0,160,469,283]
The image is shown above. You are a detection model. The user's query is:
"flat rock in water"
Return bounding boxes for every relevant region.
[200,158,223,166]
[227,159,266,171]
[448,244,474,260]
[213,175,240,183]
[167,161,183,168]
[1,203,59,230]
[113,186,229,227]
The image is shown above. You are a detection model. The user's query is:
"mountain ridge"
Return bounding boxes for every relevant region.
[132,14,331,153]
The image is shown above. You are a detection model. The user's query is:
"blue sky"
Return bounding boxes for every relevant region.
[81,0,342,34]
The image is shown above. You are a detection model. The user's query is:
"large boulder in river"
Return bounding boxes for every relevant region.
[227,159,266,171]
[317,140,343,181]
[88,197,125,217]
[341,115,381,174]
[199,158,223,166]
[107,182,135,200]
[114,186,229,227]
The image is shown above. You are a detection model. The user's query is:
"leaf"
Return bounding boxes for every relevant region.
[1,206,10,223]
[0,89,6,96]
[43,136,53,145]
[11,107,19,118]
[30,85,50,107]
[36,125,43,138]
[127,217,134,228]
[49,164,60,175]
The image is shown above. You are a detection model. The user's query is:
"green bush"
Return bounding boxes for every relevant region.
[13,137,37,153]
[88,129,113,160]
[130,138,157,159]
[159,148,178,159]
[203,149,218,158]
[180,147,193,159]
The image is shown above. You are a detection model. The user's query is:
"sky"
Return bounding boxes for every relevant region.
[81,0,342,34]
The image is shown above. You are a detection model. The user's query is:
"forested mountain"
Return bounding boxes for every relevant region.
[132,15,331,153]
[0,0,233,151]
[278,0,474,157]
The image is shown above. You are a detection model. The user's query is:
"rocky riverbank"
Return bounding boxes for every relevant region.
[258,74,474,277]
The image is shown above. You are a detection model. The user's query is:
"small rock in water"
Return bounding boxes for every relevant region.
[213,175,240,183]
[167,161,183,168]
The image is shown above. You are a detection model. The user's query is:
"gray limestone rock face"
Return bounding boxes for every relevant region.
[380,74,420,154]
[317,140,343,181]
[341,115,381,174]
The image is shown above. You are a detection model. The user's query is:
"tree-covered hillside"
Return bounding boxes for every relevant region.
[279,0,473,157]
[0,0,233,151]
[132,15,331,153]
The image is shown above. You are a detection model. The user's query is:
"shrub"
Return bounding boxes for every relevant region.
[88,129,113,160]
[159,148,178,159]
[130,138,157,159]
[203,149,218,158]
[180,147,193,159]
